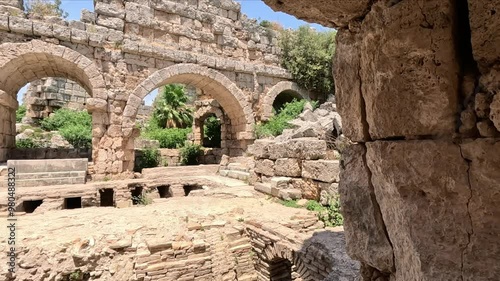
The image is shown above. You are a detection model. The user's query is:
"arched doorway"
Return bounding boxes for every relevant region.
[123,64,255,165]
[0,40,107,164]
[261,81,310,121]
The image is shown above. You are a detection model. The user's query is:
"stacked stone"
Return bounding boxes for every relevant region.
[0,0,23,16]
[263,0,500,280]
[249,138,340,203]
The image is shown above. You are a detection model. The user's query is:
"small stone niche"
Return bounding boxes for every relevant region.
[269,258,293,281]
[183,184,203,196]
[64,197,82,209]
[100,188,114,207]
[157,185,171,198]
[22,200,43,213]
[130,185,144,205]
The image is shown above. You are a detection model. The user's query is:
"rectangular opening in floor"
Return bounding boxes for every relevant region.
[157,185,171,198]
[100,188,114,207]
[22,200,43,213]
[64,197,82,209]
[183,184,203,196]
[130,185,144,205]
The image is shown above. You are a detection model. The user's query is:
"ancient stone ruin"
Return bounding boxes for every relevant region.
[0,0,310,178]
[263,0,500,280]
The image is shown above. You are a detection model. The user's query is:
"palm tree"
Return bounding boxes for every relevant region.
[153,84,193,129]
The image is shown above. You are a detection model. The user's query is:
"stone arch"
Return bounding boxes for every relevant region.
[261,81,310,121]
[193,101,228,149]
[0,40,107,163]
[123,64,255,137]
[0,40,106,101]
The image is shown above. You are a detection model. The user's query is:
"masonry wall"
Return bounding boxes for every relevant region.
[262,0,500,280]
[246,138,340,204]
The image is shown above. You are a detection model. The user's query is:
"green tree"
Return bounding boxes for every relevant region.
[280,26,336,100]
[25,0,68,18]
[16,105,26,123]
[153,84,193,129]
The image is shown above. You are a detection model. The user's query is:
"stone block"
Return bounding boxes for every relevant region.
[268,138,327,160]
[279,189,302,201]
[302,160,340,183]
[254,159,274,177]
[246,139,274,158]
[339,144,393,272]
[289,178,319,200]
[367,140,471,280]
[270,177,291,189]
[254,183,272,195]
[274,158,301,177]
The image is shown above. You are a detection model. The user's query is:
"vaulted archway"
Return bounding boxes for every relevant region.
[261,81,310,121]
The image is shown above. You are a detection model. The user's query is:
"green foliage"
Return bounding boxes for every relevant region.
[259,20,272,28]
[203,116,221,148]
[255,99,306,138]
[25,0,68,18]
[143,127,191,149]
[318,196,344,227]
[279,200,301,208]
[16,138,42,148]
[132,192,153,206]
[40,109,92,149]
[280,25,336,99]
[59,124,92,149]
[153,84,193,129]
[134,149,160,172]
[40,108,91,131]
[279,198,344,227]
[16,105,26,123]
[180,143,203,165]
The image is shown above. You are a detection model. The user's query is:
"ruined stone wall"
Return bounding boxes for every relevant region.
[263,0,500,280]
[0,0,303,176]
[247,138,340,204]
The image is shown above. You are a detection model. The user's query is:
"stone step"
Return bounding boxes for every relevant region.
[12,171,86,180]
[227,163,249,172]
[0,177,85,188]
[219,170,249,181]
[254,183,302,200]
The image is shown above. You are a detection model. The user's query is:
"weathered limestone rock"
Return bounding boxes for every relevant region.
[254,159,274,177]
[460,139,500,279]
[339,144,394,274]
[302,160,340,183]
[360,0,459,139]
[367,140,471,280]
[289,178,319,200]
[268,138,327,160]
[274,158,301,177]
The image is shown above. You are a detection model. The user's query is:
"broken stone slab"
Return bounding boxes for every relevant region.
[302,160,340,183]
[247,139,275,158]
[254,182,272,195]
[268,138,327,160]
[270,177,292,189]
[279,189,302,201]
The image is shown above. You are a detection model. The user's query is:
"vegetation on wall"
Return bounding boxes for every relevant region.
[279,196,344,227]
[16,105,26,123]
[153,84,193,129]
[24,0,68,18]
[279,25,336,100]
[255,99,307,138]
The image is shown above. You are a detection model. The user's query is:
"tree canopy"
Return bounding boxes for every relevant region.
[24,0,68,19]
[279,26,336,100]
[153,84,193,129]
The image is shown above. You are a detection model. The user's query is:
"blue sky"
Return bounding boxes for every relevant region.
[18,0,327,104]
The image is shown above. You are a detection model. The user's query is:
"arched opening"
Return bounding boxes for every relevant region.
[202,114,222,148]
[273,90,305,114]
[11,77,92,161]
[0,41,106,165]
[124,64,255,169]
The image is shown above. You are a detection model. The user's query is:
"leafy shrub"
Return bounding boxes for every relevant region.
[134,149,160,172]
[16,105,26,123]
[279,200,301,208]
[280,26,336,100]
[143,127,191,149]
[318,196,344,227]
[25,0,68,19]
[203,116,221,148]
[180,143,203,165]
[40,109,91,131]
[59,124,92,149]
[255,99,307,138]
[16,138,41,148]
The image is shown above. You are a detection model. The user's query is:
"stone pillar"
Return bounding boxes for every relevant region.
[0,90,18,162]
[261,0,500,280]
